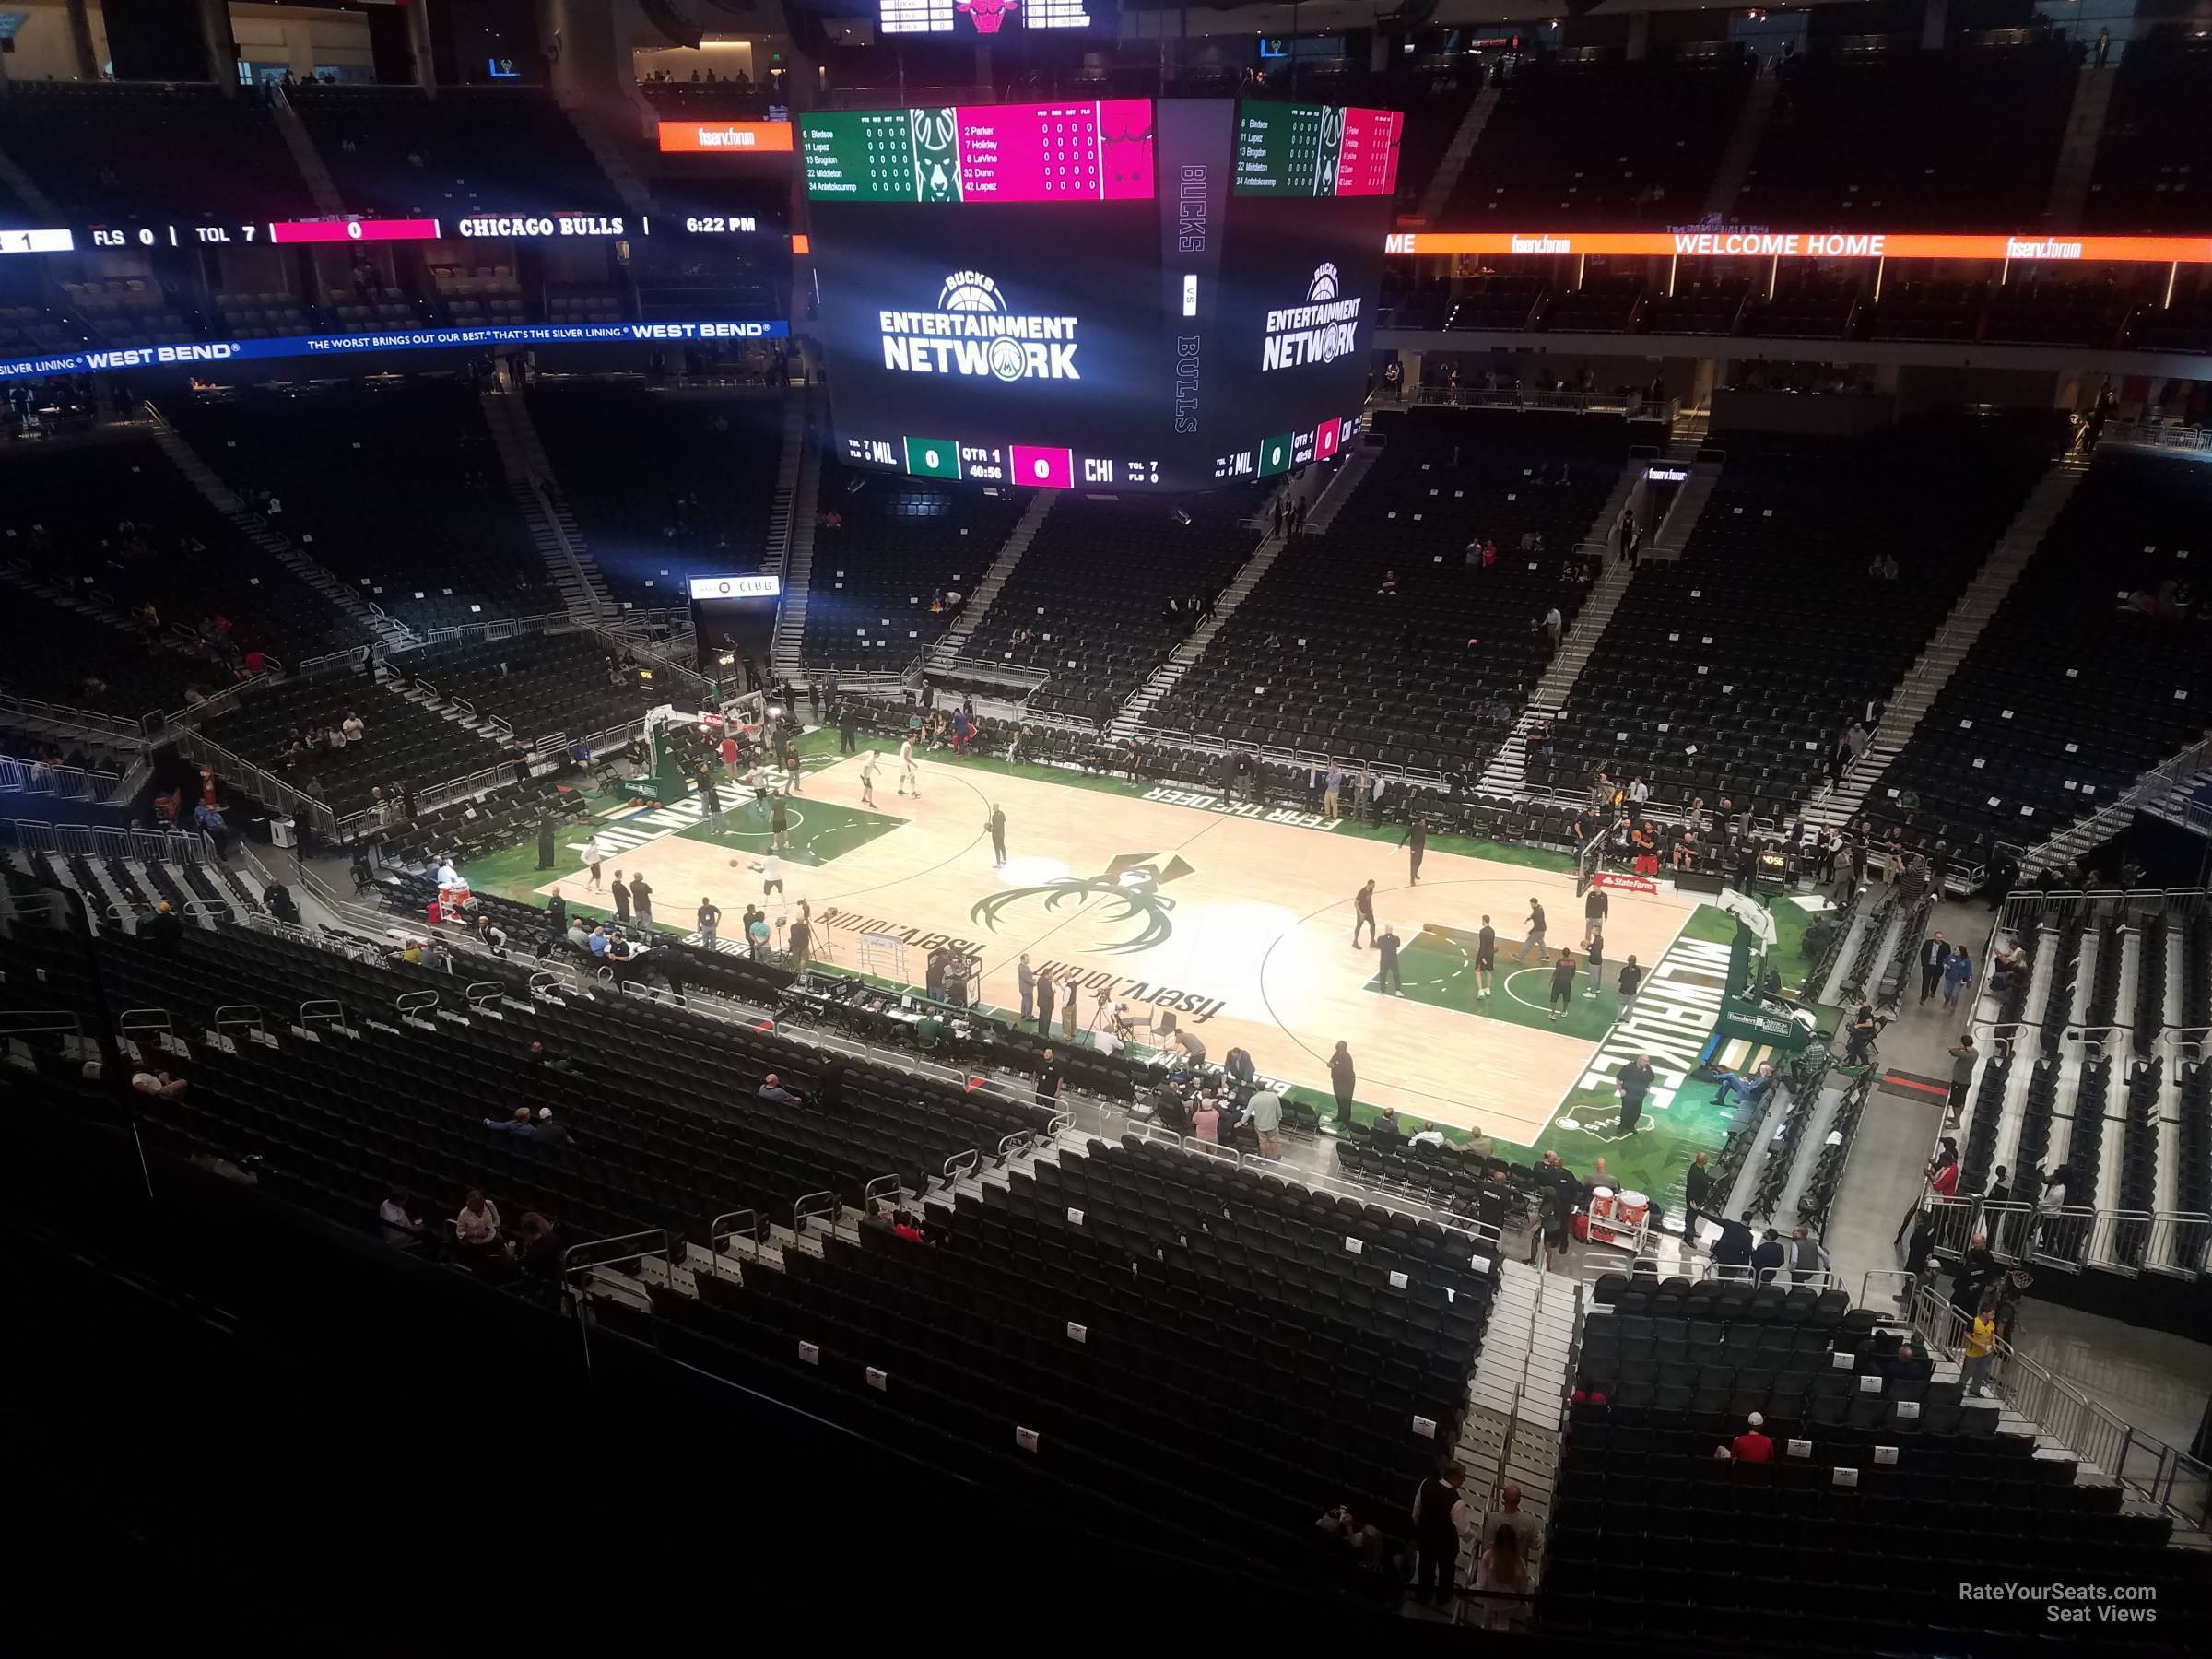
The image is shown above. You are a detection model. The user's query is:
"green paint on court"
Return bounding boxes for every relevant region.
[1363,924,1622,1041]
[675,794,905,867]
[1305,900,1783,1216]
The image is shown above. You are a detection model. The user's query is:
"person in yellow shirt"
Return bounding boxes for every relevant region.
[1959,1293,1999,1397]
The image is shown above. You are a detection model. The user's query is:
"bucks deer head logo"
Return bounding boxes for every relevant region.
[971,852,1194,955]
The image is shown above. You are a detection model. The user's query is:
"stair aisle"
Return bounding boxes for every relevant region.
[1108,524,1288,739]
[1417,85,1501,221]
[1475,453,1660,795]
[926,490,1058,670]
[481,390,615,618]
[1808,456,2089,832]
[142,403,412,653]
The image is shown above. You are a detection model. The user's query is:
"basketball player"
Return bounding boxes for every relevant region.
[583,831,609,892]
[1398,817,1428,885]
[985,804,1007,865]
[1352,878,1377,948]
[1513,897,1548,962]
[754,852,785,898]
[1475,914,1496,999]
[771,792,790,853]
[898,735,919,798]
[860,750,879,807]
[1548,949,1578,1021]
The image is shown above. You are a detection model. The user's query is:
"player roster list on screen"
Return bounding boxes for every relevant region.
[801,101,1154,203]
[1232,102,1403,198]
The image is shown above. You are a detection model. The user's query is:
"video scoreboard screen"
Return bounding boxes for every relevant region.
[804,98,1394,493]
[1233,102,1403,198]
[878,0,1111,35]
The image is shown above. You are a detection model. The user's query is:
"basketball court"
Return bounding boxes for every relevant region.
[522,751,1701,1141]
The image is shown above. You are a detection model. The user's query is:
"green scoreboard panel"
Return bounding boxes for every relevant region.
[801,109,962,202]
[1233,102,1328,195]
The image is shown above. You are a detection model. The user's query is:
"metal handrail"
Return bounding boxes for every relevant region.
[0,687,149,744]
[1909,1285,2209,1534]
[793,1190,838,1234]
[1916,1191,2208,1279]
[708,1208,760,1254]
[561,1228,674,1279]
[0,755,124,803]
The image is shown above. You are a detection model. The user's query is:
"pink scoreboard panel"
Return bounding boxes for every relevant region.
[957,100,1154,201]
[1334,107,1403,198]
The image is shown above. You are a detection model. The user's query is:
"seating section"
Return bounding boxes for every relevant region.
[1733,44,2077,231]
[163,383,556,631]
[292,86,619,218]
[2086,35,2212,230]
[1547,1292,2191,1649]
[196,633,649,816]
[194,666,502,818]
[1870,449,2212,847]
[650,1136,1493,1568]
[1447,56,1751,226]
[9,900,1489,1576]
[1150,408,1639,772]
[367,774,588,870]
[1387,66,1482,210]
[960,490,1264,724]
[801,463,1025,672]
[0,437,363,669]
[0,83,312,226]
[524,382,786,607]
[85,922,1051,1239]
[1550,414,2056,820]
[398,630,656,749]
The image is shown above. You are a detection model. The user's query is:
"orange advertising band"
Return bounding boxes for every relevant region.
[658,121,795,154]
[1384,230,2212,264]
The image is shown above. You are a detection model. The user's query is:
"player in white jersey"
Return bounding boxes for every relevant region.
[898,737,918,797]
[860,750,879,807]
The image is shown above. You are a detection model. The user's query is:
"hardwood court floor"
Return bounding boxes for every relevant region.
[533,753,1699,1138]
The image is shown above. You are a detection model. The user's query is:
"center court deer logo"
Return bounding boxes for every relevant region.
[970,851,1195,955]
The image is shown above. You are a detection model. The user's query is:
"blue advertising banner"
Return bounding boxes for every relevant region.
[0,318,789,382]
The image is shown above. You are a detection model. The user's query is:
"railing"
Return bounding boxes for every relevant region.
[571,618,717,703]
[0,820,213,865]
[1916,1191,2209,1280]
[172,724,337,841]
[2098,419,2211,455]
[0,687,149,745]
[1911,1286,2209,1535]
[2018,734,2212,871]
[1117,1124,1506,1258]
[0,755,123,804]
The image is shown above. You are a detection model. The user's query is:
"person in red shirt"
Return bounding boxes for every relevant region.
[1730,1412,1774,1463]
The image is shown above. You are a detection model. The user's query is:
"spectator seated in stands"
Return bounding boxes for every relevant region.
[1727,1412,1774,1463]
